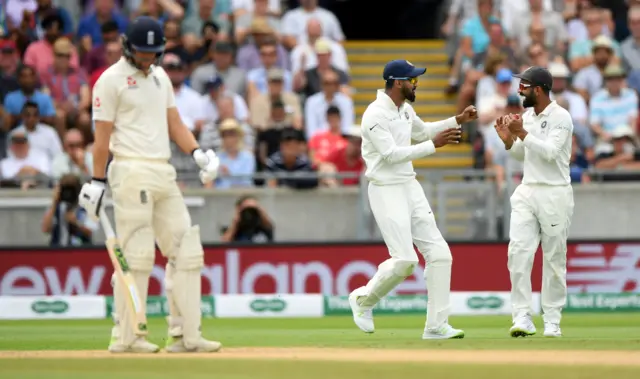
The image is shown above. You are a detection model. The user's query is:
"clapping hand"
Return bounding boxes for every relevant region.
[494,116,512,144]
[456,105,478,124]
[506,113,525,136]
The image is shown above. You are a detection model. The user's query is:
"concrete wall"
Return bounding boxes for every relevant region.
[0,182,638,246]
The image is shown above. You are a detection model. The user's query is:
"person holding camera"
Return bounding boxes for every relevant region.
[221,195,274,243]
[41,173,98,246]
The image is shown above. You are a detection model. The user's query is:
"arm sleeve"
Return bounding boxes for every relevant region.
[411,115,459,142]
[522,116,573,162]
[92,75,118,122]
[364,113,436,164]
[508,139,525,161]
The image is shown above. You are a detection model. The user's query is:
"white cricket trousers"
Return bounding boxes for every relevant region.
[508,183,574,324]
[365,179,453,329]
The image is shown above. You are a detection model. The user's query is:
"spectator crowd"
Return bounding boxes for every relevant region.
[0,0,365,195]
[443,0,640,189]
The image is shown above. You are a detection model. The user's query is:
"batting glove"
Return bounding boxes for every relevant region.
[192,148,220,184]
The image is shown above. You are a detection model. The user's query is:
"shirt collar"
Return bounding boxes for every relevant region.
[376,90,404,112]
[119,57,155,76]
[536,100,557,117]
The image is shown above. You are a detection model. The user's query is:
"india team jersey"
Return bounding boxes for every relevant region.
[92,57,175,160]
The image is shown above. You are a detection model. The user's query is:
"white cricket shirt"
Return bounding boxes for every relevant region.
[361,90,459,185]
[508,101,573,185]
[92,58,175,160]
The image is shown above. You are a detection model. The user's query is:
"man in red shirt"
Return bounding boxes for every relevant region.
[89,41,122,90]
[319,125,364,186]
[307,105,347,165]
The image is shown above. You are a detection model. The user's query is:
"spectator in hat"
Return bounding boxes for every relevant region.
[0,39,21,106]
[0,129,50,189]
[590,64,639,154]
[304,70,354,138]
[212,118,256,189]
[234,0,282,45]
[594,124,640,172]
[2,65,56,131]
[81,20,120,76]
[190,41,247,96]
[24,13,80,79]
[318,125,364,187]
[246,39,293,100]
[573,35,617,101]
[568,8,621,72]
[549,62,588,126]
[250,68,302,130]
[41,37,91,137]
[76,0,128,52]
[199,96,255,155]
[290,18,349,74]
[202,75,249,124]
[265,127,318,189]
[236,19,289,72]
[295,37,350,99]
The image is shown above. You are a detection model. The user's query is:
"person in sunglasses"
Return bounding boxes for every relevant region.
[349,59,478,339]
[494,66,574,339]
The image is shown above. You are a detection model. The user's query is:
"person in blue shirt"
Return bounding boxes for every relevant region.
[2,65,56,130]
[35,0,75,38]
[76,0,128,50]
[213,118,256,189]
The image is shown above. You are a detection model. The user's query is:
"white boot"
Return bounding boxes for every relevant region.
[108,336,160,353]
[165,336,222,353]
[348,286,374,333]
[543,322,562,337]
[510,316,537,337]
[422,324,465,340]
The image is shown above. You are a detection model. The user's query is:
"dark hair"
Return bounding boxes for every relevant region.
[235,194,256,207]
[41,13,64,30]
[326,105,341,116]
[22,101,39,113]
[384,79,395,90]
[101,20,119,34]
[202,21,220,35]
[17,64,35,77]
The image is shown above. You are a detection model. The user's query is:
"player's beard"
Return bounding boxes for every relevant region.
[521,90,537,108]
[403,83,416,103]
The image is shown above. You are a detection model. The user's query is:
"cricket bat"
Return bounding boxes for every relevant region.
[99,210,148,336]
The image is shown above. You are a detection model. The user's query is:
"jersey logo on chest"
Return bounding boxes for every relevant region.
[127,76,138,89]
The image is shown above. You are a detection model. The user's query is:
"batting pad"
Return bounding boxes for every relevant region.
[172,225,205,347]
[360,258,416,308]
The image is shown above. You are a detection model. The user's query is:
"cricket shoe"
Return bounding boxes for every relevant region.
[165,336,222,353]
[422,324,465,340]
[348,286,374,333]
[108,337,160,353]
[543,322,562,337]
[510,317,536,337]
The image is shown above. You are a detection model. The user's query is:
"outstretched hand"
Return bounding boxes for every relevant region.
[433,128,462,148]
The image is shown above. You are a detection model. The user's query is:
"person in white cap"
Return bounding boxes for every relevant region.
[348,59,477,339]
[495,66,574,338]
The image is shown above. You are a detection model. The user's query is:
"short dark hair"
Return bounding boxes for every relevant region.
[41,13,64,30]
[327,105,341,116]
[202,21,220,35]
[271,98,285,110]
[101,20,119,34]
[17,64,35,77]
[384,79,395,90]
[22,101,39,113]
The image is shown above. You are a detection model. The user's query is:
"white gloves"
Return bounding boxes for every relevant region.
[78,179,106,221]
[192,148,219,184]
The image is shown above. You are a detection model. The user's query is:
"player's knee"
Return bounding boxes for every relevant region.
[387,257,419,277]
[122,227,155,271]
[426,244,452,266]
[173,225,204,271]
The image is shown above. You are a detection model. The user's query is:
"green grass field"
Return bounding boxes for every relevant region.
[1,314,639,379]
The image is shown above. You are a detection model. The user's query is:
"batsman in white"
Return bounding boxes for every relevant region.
[350,59,478,339]
[494,66,574,338]
[78,16,222,353]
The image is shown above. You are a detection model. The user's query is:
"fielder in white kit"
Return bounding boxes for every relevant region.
[494,66,574,338]
[349,59,478,339]
[79,16,222,353]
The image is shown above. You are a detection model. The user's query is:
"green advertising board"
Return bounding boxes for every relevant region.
[565,293,640,312]
[105,296,215,317]
[324,295,428,315]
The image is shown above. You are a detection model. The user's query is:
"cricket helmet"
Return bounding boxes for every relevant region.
[122,16,165,68]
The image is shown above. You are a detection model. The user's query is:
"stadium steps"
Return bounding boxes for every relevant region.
[345,40,471,171]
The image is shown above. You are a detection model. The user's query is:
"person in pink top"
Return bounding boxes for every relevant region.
[307,105,347,165]
[23,13,79,80]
